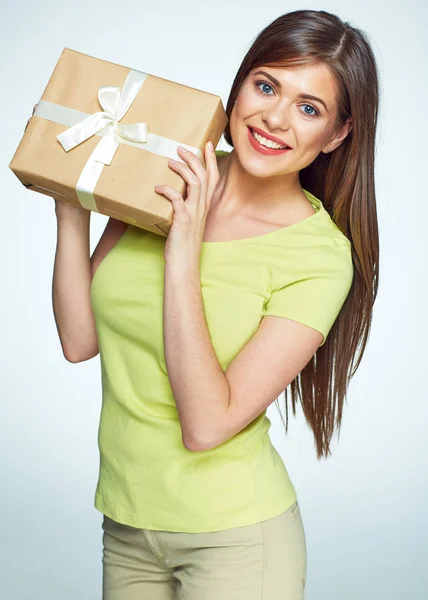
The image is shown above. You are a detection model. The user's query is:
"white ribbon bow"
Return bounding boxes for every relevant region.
[57,71,148,167]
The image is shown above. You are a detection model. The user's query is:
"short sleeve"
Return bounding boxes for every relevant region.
[261,243,354,346]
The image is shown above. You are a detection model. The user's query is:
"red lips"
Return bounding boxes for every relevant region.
[247,127,292,156]
[249,126,291,148]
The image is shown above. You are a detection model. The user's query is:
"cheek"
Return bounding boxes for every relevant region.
[234,94,258,119]
[234,87,264,116]
[295,121,330,150]
[229,99,250,133]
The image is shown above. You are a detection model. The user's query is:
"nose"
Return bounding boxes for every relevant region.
[262,101,291,134]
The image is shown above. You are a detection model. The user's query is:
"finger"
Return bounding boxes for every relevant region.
[168,160,205,210]
[154,185,187,217]
[168,160,202,190]
[25,104,38,132]
[176,147,208,188]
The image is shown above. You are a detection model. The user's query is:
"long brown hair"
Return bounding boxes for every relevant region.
[223,9,380,459]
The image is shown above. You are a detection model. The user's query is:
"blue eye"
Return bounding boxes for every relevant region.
[301,104,319,117]
[255,81,274,95]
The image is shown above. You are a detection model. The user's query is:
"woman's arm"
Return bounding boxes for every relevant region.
[160,144,231,451]
[163,263,230,451]
[52,201,126,362]
[52,201,96,362]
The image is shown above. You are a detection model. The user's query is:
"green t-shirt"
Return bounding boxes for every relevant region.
[90,149,353,532]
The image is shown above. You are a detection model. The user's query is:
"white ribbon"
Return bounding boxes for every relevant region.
[34,69,202,212]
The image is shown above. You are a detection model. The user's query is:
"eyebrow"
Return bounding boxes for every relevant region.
[253,70,329,113]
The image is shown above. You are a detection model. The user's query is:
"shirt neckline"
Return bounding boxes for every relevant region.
[201,189,325,246]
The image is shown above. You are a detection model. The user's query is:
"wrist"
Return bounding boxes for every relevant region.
[55,209,90,233]
[164,259,200,281]
[55,199,90,221]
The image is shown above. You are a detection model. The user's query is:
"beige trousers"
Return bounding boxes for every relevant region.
[102,500,307,599]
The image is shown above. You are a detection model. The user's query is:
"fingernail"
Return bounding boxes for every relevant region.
[207,141,213,151]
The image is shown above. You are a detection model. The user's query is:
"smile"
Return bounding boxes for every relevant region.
[247,127,292,156]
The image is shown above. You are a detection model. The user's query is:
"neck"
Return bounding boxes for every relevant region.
[212,150,307,218]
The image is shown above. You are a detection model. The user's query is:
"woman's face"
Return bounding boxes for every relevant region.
[229,61,351,178]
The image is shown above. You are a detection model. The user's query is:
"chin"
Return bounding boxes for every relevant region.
[238,150,293,178]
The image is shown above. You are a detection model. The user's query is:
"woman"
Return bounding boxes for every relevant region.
[49,8,379,600]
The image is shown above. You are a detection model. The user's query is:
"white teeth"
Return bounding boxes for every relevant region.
[251,129,287,149]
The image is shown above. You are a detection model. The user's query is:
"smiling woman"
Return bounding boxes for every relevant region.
[222,11,379,462]
[49,8,380,600]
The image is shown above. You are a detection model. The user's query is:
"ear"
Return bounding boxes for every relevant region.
[322,117,353,154]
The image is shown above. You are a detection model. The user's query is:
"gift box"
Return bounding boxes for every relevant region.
[9,47,228,236]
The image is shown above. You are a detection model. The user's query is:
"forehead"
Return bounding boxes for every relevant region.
[251,62,338,106]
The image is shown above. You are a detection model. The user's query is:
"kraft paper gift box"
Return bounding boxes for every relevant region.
[9,48,228,236]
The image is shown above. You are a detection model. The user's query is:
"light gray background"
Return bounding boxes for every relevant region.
[1,1,427,599]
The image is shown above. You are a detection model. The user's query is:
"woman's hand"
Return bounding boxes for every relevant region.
[154,142,220,270]
[24,103,89,219]
[24,103,38,132]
